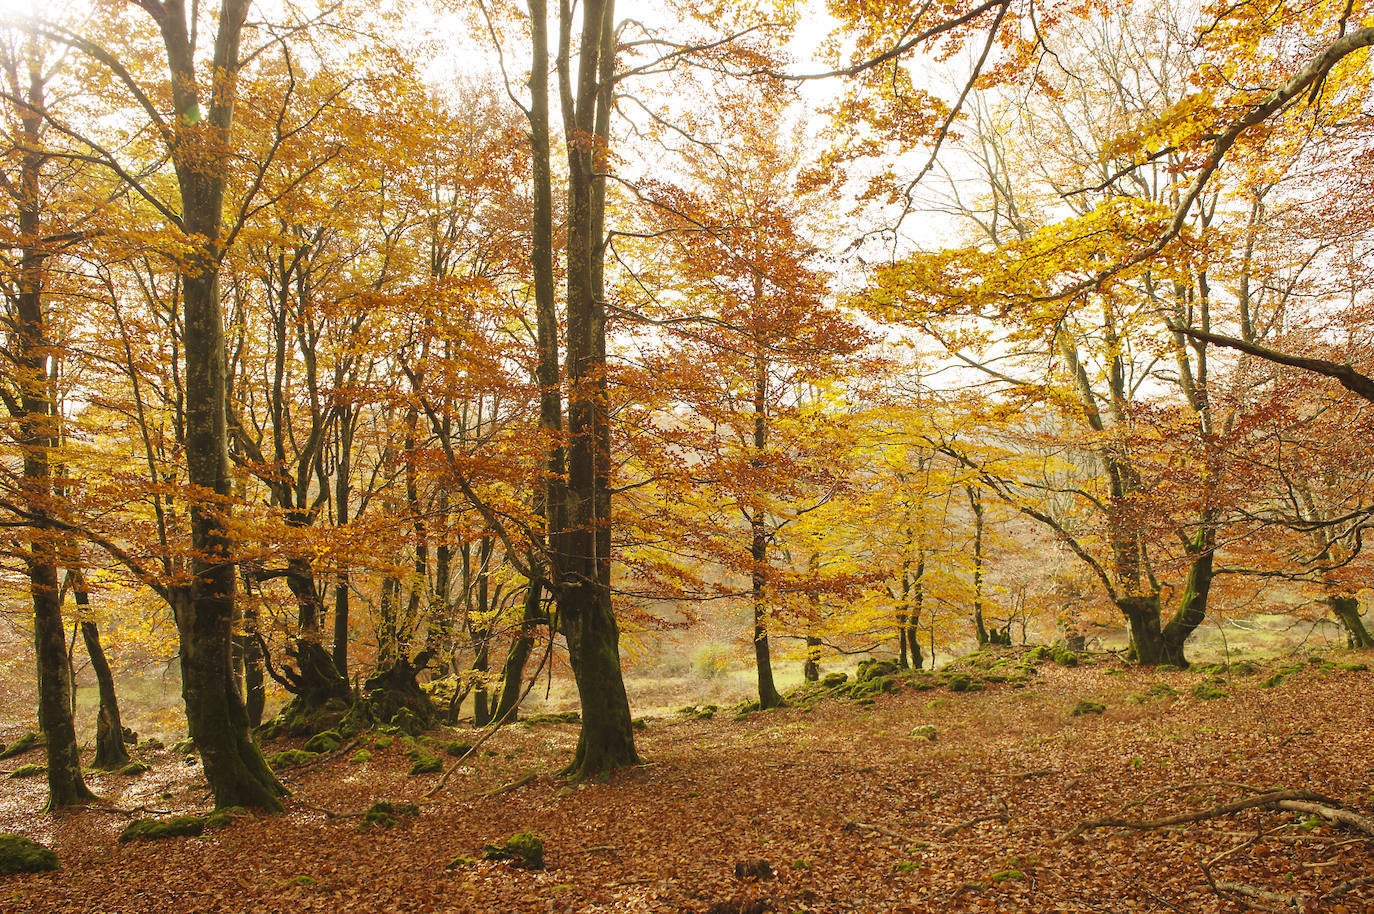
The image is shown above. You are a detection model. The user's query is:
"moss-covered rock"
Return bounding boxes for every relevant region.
[0,834,58,874]
[856,658,901,682]
[1192,680,1227,701]
[119,816,206,843]
[820,672,848,688]
[909,725,938,741]
[204,807,246,830]
[1071,700,1106,716]
[483,830,544,869]
[267,749,319,770]
[406,744,443,775]
[849,675,897,700]
[945,673,984,693]
[522,711,581,726]
[359,801,420,831]
[444,740,473,757]
[119,760,151,776]
[1050,648,1079,667]
[303,730,342,754]
[350,749,372,764]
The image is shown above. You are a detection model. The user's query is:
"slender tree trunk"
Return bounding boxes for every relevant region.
[493,579,544,723]
[13,56,92,810]
[70,568,130,771]
[332,406,352,677]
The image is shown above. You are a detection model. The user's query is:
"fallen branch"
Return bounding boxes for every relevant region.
[1323,874,1374,900]
[1208,880,1302,911]
[1275,800,1374,836]
[942,799,1010,836]
[468,771,537,799]
[1063,789,1339,841]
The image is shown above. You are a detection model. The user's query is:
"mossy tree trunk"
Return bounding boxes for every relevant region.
[537,0,639,777]
[78,611,129,771]
[138,0,283,811]
[1329,595,1374,649]
[493,579,545,724]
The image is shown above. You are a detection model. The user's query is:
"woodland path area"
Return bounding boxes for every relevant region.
[2,654,1372,913]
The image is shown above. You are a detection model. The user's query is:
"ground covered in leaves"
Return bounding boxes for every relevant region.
[2,649,1372,913]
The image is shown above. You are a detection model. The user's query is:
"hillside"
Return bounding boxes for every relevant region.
[2,651,1372,913]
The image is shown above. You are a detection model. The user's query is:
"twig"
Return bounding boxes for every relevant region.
[1274,800,1374,836]
[1323,874,1374,900]
[941,799,1010,836]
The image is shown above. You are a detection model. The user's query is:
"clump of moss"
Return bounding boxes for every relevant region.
[373,735,395,750]
[9,764,44,779]
[405,743,443,775]
[0,733,40,761]
[1192,680,1228,701]
[849,675,896,700]
[389,707,427,737]
[1071,700,1106,716]
[856,658,900,682]
[303,730,342,754]
[523,711,581,726]
[0,834,58,874]
[1339,662,1370,672]
[946,673,984,693]
[1259,671,1286,689]
[909,725,937,741]
[204,807,246,830]
[350,749,372,764]
[359,801,420,831]
[1050,648,1079,667]
[444,740,473,757]
[820,672,848,688]
[267,749,319,769]
[989,869,1024,882]
[119,760,151,776]
[119,815,206,843]
[1133,681,1178,702]
[445,856,476,870]
[483,830,544,869]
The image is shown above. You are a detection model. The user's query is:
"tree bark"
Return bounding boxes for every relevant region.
[144,0,283,810]
[11,51,92,810]
[1328,595,1374,649]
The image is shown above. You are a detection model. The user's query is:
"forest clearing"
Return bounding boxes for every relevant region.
[5,1,1374,911]
[2,649,1373,913]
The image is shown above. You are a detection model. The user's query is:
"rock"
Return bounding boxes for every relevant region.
[0,834,58,874]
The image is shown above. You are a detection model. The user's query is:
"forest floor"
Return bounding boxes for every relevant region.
[1,649,1372,913]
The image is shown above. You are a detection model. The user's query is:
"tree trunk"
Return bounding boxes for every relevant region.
[1119,593,1171,666]
[493,580,544,724]
[13,58,92,810]
[547,0,639,777]
[1161,530,1214,665]
[803,634,822,682]
[79,618,129,771]
[1328,595,1374,649]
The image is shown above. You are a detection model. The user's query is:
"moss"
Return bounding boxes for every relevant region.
[946,673,984,693]
[349,749,372,764]
[1338,662,1370,672]
[849,675,897,700]
[523,711,581,726]
[0,733,40,761]
[483,830,544,869]
[989,869,1024,882]
[1071,700,1106,716]
[9,764,45,779]
[119,760,151,776]
[1259,672,1285,689]
[170,739,195,755]
[820,672,848,688]
[909,725,937,741]
[857,658,900,682]
[446,856,476,869]
[0,834,58,874]
[303,730,342,754]
[119,815,206,843]
[267,749,319,770]
[894,860,920,874]
[907,673,940,691]
[1050,648,1079,667]
[732,700,762,720]
[204,807,246,830]
[389,707,427,736]
[373,735,395,750]
[359,801,420,830]
[405,743,443,775]
[1192,680,1228,701]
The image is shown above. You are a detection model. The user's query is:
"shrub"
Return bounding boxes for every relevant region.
[692,644,733,679]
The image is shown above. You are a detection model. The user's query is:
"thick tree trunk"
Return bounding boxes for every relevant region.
[803,634,822,682]
[1161,535,1214,664]
[1119,593,1176,666]
[551,0,639,777]
[1328,596,1374,649]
